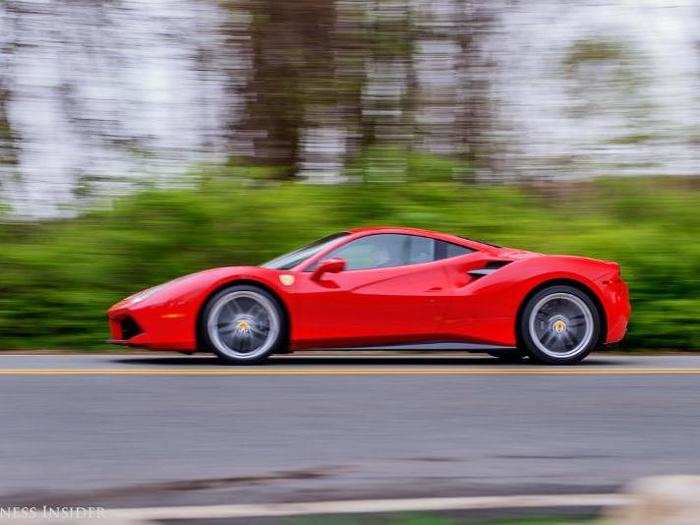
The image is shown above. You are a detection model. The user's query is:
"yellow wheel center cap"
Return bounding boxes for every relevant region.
[552,320,567,333]
[236,319,251,332]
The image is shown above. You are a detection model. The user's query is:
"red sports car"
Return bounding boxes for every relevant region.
[107,227,630,365]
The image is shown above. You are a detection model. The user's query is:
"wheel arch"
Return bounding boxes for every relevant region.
[196,279,291,351]
[515,278,607,347]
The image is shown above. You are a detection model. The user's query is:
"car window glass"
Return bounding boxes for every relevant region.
[329,234,406,270]
[406,235,435,264]
[435,240,473,260]
[317,234,474,271]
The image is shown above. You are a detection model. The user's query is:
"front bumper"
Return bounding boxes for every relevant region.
[107,302,197,351]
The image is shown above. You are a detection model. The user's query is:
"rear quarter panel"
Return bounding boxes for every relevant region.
[444,255,628,346]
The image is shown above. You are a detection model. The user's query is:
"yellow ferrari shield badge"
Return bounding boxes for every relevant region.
[279,274,295,286]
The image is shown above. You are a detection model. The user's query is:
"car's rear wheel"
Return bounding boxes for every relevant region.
[519,285,600,365]
[202,285,286,364]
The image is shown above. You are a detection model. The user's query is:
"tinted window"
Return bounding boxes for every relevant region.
[404,235,433,264]
[328,234,407,270]
[435,240,473,260]
[317,234,471,271]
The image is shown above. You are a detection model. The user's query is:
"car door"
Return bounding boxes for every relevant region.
[292,234,450,348]
[438,248,510,342]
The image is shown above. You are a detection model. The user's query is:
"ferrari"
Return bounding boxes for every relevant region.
[107,227,630,365]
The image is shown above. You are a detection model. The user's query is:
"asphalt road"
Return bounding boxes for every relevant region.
[1,352,699,510]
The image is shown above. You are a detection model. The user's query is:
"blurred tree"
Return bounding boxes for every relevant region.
[411,0,496,177]
[227,0,497,183]
[456,1,497,174]
[0,79,19,170]
[227,0,422,182]
[361,0,415,148]
[0,2,19,178]
[233,0,338,178]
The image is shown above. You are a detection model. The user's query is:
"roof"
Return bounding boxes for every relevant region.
[349,225,442,236]
[347,226,501,252]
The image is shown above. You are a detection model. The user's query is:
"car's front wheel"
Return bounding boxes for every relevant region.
[519,285,600,365]
[201,285,286,364]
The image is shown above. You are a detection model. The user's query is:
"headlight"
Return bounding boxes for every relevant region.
[128,285,165,304]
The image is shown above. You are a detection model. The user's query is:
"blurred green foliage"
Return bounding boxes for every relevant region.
[0,158,698,351]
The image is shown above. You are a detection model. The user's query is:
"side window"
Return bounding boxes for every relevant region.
[435,240,473,260]
[316,234,473,271]
[406,235,435,264]
[327,234,407,270]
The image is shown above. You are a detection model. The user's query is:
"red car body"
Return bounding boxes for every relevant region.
[107,227,630,353]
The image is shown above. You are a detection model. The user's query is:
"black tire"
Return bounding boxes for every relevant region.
[486,349,526,363]
[518,285,601,365]
[200,284,287,365]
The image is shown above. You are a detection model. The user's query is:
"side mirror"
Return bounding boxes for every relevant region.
[311,258,346,281]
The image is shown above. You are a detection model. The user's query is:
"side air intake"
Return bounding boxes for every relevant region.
[468,260,512,279]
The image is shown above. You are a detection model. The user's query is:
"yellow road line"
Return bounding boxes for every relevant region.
[0,367,699,376]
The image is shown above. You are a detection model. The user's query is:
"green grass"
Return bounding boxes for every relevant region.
[0,161,698,351]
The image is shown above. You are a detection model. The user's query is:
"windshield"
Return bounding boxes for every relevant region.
[261,232,349,270]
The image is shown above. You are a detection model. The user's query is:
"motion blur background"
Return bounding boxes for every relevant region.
[0,0,697,351]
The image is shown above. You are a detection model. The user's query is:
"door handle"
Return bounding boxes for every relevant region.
[426,286,443,292]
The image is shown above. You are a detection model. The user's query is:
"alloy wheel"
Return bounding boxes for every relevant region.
[528,292,594,359]
[206,290,281,360]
